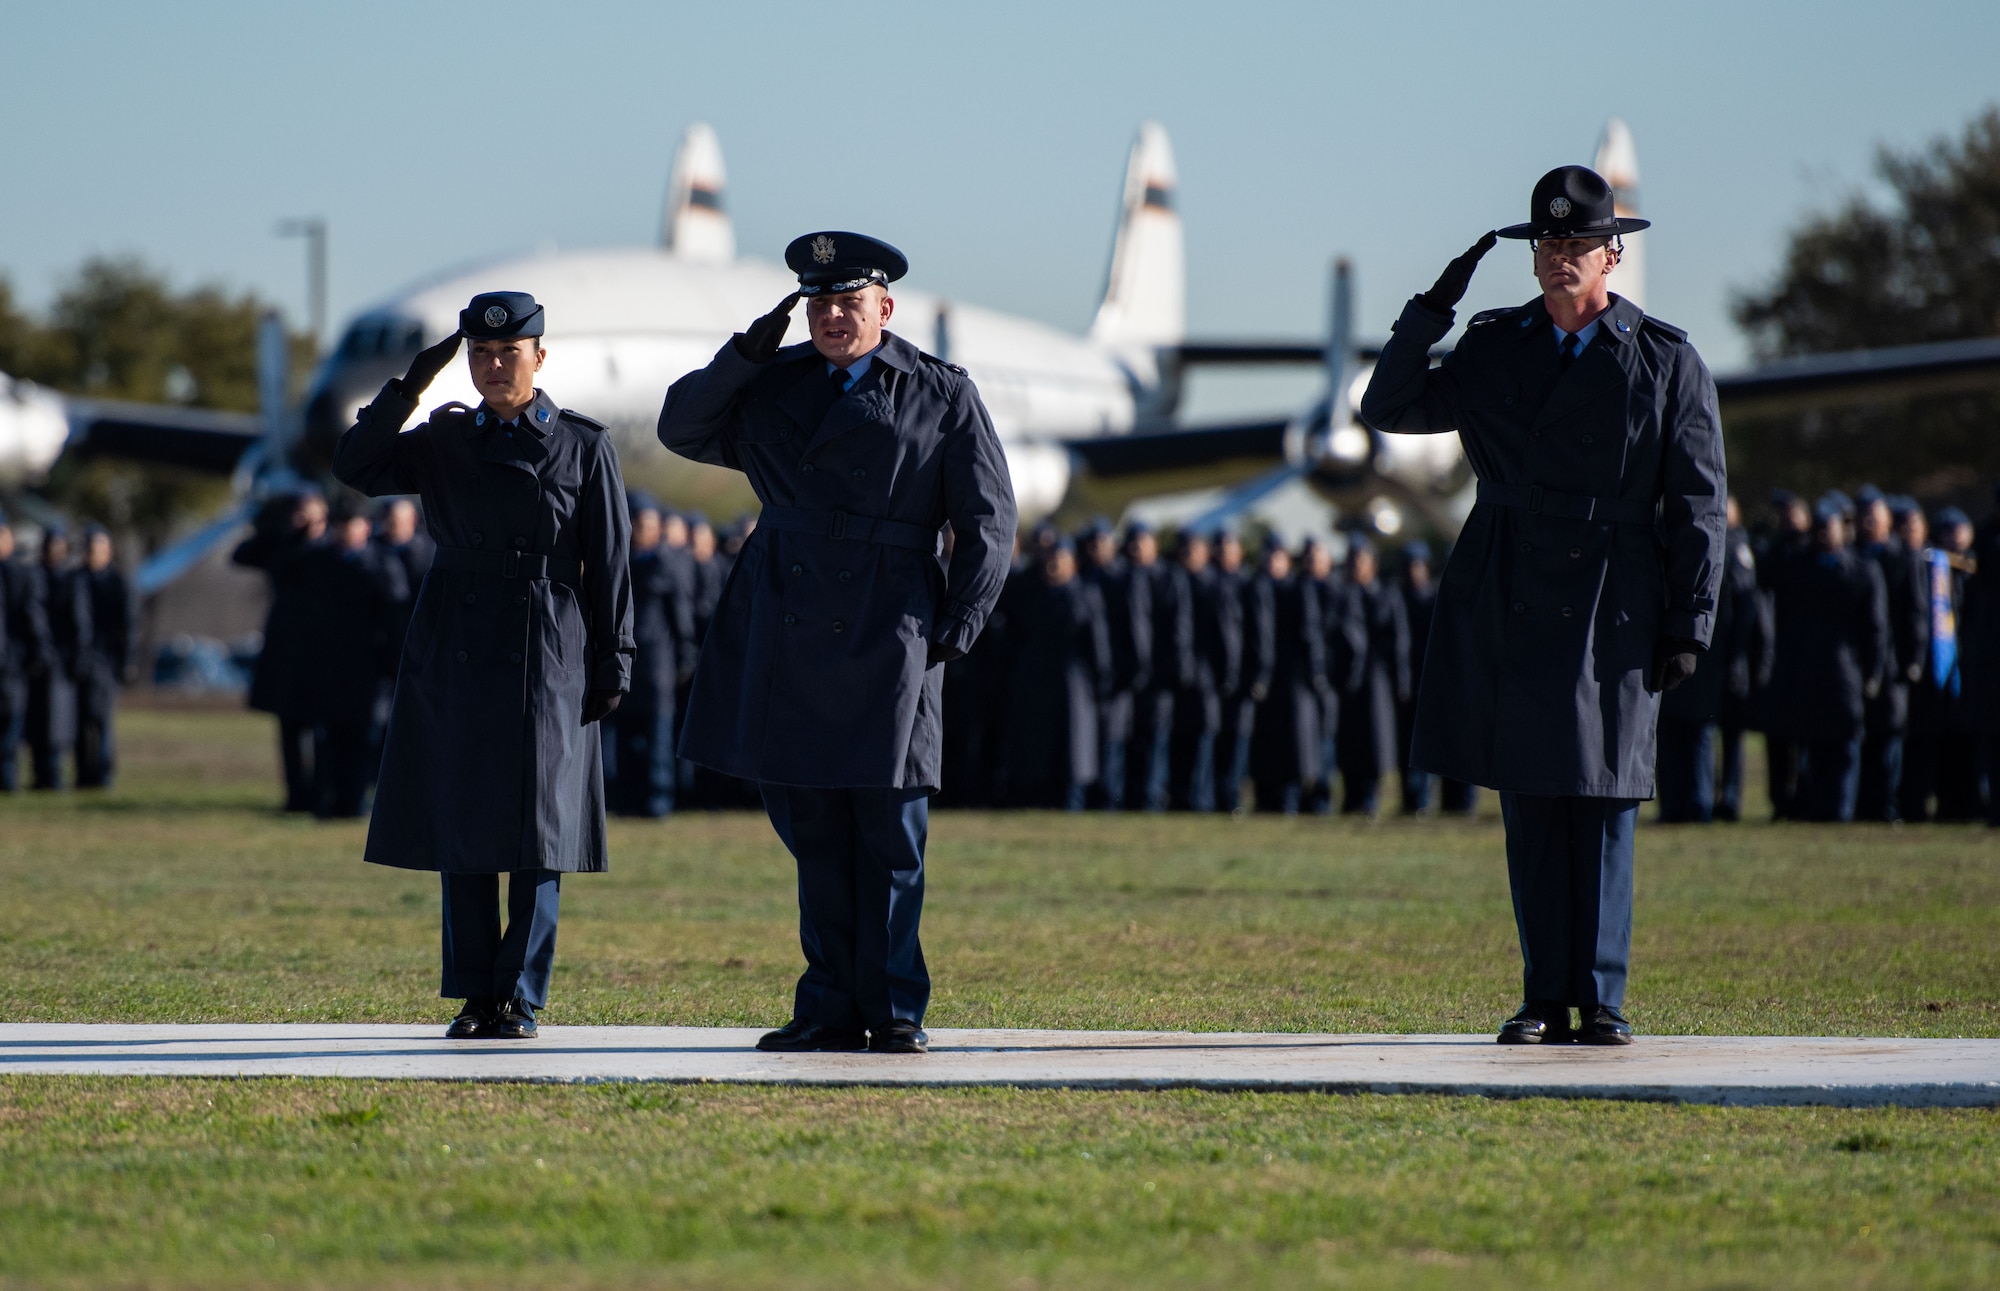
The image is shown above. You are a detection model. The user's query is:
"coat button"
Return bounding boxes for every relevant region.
[1519,542,1533,554]
[802,462,815,474]
[838,570,852,584]
[1569,547,1582,559]
[456,650,469,662]
[832,620,845,632]
[470,532,484,546]
[1529,432,1542,442]
[783,613,797,625]
[1511,601,1526,614]
[464,592,477,605]
[1561,606,1574,618]
[513,536,527,549]
[510,651,523,663]
[516,595,527,605]
[1580,434,1595,446]
[852,467,866,479]
[1504,395,1515,407]
[791,563,803,576]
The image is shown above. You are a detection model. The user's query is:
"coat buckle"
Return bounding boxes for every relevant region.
[829,510,848,540]
[502,549,520,579]
[1527,485,1544,514]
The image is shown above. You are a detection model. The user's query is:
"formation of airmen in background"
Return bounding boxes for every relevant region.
[0,509,137,792]
[3,480,1999,828]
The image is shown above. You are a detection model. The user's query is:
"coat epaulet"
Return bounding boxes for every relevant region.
[918,351,968,377]
[1640,315,1689,344]
[431,401,473,422]
[1466,307,1518,329]
[561,408,608,432]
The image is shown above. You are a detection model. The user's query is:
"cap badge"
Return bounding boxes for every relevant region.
[1549,197,1573,218]
[483,305,509,328]
[811,235,837,264]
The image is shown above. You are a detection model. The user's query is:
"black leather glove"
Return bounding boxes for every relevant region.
[733,293,802,363]
[390,331,462,399]
[926,641,964,667]
[582,689,623,726]
[1650,637,1700,693]
[1416,231,1498,316]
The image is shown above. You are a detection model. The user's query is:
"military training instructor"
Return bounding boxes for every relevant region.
[658,232,1017,1055]
[1360,166,1727,1045]
[334,291,635,1041]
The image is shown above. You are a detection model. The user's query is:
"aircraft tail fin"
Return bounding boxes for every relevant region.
[1594,117,1644,309]
[662,122,734,263]
[1089,121,1185,349]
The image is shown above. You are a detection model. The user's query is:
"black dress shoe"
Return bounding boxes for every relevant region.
[480,999,539,1040]
[445,999,497,1040]
[1496,1000,1574,1045]
[1576,1005,1634,1045]
[755,1019,867,1052]
[867,1022,929,1054]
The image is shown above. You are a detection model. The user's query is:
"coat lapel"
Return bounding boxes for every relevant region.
[803,332,921,456]
[774,352,840,437]
[1528,295,1642,433]
[473,391,559,475]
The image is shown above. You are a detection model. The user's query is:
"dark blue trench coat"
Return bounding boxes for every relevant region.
[656,332,1016,791]
[333,386,634,873]
[1360,293,1727,798]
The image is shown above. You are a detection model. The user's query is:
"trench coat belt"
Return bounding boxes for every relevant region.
[433,546,583,584]
[756,505,942,553]
[1475,479,1656,526]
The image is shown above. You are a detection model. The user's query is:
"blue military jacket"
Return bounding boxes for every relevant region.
[333,386,634,873]
[1360,293,1727,798]
[657,331,1016,791]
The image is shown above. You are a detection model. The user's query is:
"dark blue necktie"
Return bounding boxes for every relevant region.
[829,366,851,397]
[1559,333,1581,371]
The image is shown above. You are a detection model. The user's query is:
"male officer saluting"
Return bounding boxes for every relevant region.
[335,292,634,1040]
[658,233,1016,1054]
[1361,166,1726,1045]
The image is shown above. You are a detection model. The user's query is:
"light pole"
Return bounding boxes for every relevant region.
[277,217,327,352]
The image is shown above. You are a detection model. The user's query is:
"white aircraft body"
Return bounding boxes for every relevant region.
[304,123,1187,521]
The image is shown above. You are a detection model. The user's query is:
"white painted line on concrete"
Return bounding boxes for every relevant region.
[2,1026,1995,1108]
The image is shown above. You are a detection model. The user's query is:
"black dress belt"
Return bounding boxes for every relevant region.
[434,546,583,583]
[1476,479,1656,526]
[757,505,941,553]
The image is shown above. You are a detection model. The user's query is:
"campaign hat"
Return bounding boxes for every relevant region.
[460,291,545,339]
[1497,165,1650,241]
[784,231,908,296]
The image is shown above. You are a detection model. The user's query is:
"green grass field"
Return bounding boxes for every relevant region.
[1,706,1996,1289]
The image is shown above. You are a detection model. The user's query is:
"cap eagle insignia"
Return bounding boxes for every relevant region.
[1549,197,1573,218]
[483,305,509,328]
[811,235,837,264]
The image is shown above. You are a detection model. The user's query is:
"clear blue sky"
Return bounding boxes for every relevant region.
[5,0,1997,371]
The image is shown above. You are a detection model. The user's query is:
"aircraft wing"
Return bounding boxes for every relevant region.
[1714,335,2000,418]
[63,398,263,473]
[1064,417,1289,477]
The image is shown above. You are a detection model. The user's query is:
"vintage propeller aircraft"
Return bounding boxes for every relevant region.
[2,118,1997,593]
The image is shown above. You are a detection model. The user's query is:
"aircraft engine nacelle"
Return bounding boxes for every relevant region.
[0,374,72,488]
[1002,440,1072,522]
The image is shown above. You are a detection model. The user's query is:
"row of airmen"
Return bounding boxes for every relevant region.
[0,509,138,791]
[1661,484,2000,825]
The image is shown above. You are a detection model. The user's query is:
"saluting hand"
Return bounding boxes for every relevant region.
[392,331,463,399]
[1417,231,1498,316]
[734,293,802,363]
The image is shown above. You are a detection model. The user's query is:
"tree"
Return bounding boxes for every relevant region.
[1,258,312,546]
[1728,109,2000,508]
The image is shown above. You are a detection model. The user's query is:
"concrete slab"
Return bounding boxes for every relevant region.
[3,1025,1997,1107]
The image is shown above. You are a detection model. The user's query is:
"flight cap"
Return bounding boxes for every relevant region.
[1855,484,1886,508]
[1498,165,1651,241]
[785,231,908,296]
[1935,506,1970,530]
[1403,539,1434,565]
[460,291,545,339]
